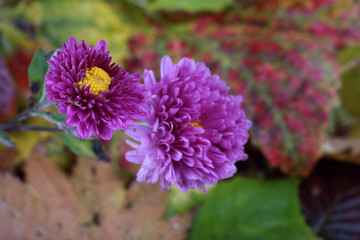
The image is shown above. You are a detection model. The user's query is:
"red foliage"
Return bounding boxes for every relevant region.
[6,50,32,98]
[0,55,17,122]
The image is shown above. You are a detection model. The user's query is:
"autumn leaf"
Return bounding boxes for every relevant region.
[234,0,360,47]
[0,145,193,239]
[0,147,88,240]
[5,50,33,98]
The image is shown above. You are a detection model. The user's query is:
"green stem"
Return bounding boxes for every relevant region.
[2,125,60,132]
[0,100,54,130]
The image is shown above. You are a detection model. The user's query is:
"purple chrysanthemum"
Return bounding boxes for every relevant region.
[45,37,146,140]
[125,56,251,192]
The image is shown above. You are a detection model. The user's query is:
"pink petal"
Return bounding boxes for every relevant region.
[160,55,173,78]
[96,39,107,53]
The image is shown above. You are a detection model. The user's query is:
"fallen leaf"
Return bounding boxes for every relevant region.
[0,145,193,239]
[0,148,87,239]
[0,148,18,171]
[115,182,193,240]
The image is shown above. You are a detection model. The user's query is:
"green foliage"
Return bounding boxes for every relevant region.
[0,130,15,148]
[165,186,210,218]
[338,46,360,119]
[0,5,32,56]
[146,0,234,13]
[44,134,75,173]
[32,0,131,63]
[28,49,49,105]
[50,113,66,123]
[33,111,69,130]
[60,132,96,158]
[190,177,317,240]
[337,45,360,65]
[340,68,360,122]
[327,107,359,134]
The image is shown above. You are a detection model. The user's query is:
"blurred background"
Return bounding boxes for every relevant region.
[1,0,360,239]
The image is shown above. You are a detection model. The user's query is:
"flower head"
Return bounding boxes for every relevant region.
[45,37,146,140]
[125,56,251,192]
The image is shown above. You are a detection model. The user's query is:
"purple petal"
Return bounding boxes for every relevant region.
[169,147,182,161]
[160,55,173,78]
[144,70,157,89]
[66,113,80,126]
[126,150,146,164]
[68,37,79,50]
[96,39,107,53]
[76,122,92,139]
[77,109,90,121]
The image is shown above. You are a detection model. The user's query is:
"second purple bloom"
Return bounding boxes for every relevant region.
[125,56,251,192]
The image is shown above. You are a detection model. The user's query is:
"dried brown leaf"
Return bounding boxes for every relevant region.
[0,148,18,171]
[0,147,88,240]
[72,158,193,240]
[70,157,126,239]
[115,182,193,240]
[0,146,193,240]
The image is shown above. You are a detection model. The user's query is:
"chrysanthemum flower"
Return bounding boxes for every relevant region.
[125,56,251,192]
[45,37,146,140]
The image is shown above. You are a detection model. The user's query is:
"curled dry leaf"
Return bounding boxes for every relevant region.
[323,137,360,163]
[0,155,86,239]
[0,145,193,240]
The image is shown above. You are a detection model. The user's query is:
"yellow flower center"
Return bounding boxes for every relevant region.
[76,67,111,96]
[189,121,202,128]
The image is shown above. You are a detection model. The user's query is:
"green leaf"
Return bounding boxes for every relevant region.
[60,132,96,158]
[32,111,67,127]
[327,107,359,135]
[28,49,49,105]
[32,1,131,64]
[33,111,66,122]
[147,0,234,13]
[337,46,360,120]
[0,130,15,148]
[337,45,360,65]
[190,177,317,240]
[33,111,72,133]
[48,112,66,123]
